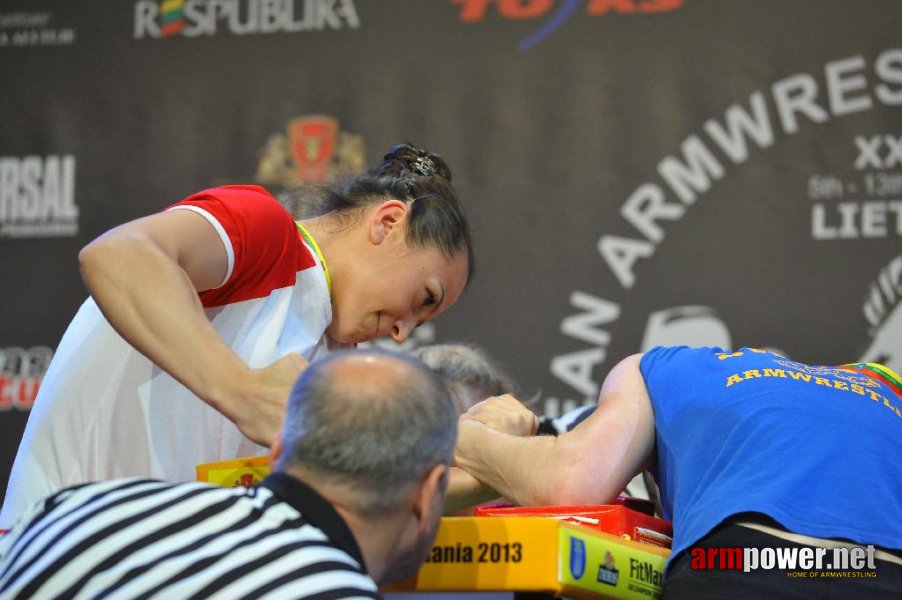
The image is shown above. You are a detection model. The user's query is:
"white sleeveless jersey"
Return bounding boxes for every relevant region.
[1,185,333,527]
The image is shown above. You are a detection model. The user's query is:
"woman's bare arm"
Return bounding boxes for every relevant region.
[79,209,305,445]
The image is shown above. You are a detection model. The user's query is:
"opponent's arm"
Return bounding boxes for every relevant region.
[443,467,500,514]
[444,393,539,513]
[454,354,655,506]
[79,209,305,445]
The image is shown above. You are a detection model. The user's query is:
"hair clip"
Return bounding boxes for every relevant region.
[411,155,436,177]
[408,192,436,207]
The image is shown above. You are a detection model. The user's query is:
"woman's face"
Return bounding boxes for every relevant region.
[327,225,469,345]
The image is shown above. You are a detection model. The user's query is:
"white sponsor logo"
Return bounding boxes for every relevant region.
[0,346,52,411]
[0,155,78,238]
[0,12,76,47]
[134,0,361,39]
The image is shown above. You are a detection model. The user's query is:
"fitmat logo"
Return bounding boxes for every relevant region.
[134,0,360,39]
[0,155,78,238]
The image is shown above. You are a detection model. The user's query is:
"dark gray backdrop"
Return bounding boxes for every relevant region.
[2,1,900,501]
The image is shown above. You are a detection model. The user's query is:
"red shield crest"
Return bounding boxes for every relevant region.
[288,116,338,182]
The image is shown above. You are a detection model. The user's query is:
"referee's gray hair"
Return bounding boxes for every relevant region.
[276,349,457,516]
[412,343,522,413]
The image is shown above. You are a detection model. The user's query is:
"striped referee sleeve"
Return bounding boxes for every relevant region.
[0,479,381,599]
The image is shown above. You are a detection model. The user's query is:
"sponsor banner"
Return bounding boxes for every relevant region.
[0,11,76,47]
[454,0,684,50]
[133,0,361,39]
[386,515,669,599]
[0,156,78,238]
[560,524,667,599]
[0,346,53,412]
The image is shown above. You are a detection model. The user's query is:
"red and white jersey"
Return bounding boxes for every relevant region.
[1,185,333,527]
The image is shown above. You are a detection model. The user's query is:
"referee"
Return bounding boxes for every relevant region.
[0,349,457,599]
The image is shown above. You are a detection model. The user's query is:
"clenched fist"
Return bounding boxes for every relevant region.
[459,394,539,437]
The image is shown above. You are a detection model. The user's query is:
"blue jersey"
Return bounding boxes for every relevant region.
[640,346,902,563]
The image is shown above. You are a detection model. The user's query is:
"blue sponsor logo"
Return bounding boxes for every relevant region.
[569,537,587,579]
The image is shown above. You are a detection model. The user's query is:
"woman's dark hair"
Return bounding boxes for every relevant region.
[286,143,474,285]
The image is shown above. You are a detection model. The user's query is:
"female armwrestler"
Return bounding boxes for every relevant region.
[0,143,473,527]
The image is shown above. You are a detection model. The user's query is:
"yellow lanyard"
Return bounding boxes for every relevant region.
[296,222,332,297]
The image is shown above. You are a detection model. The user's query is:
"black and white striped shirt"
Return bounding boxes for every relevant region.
[0,473,381,599]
